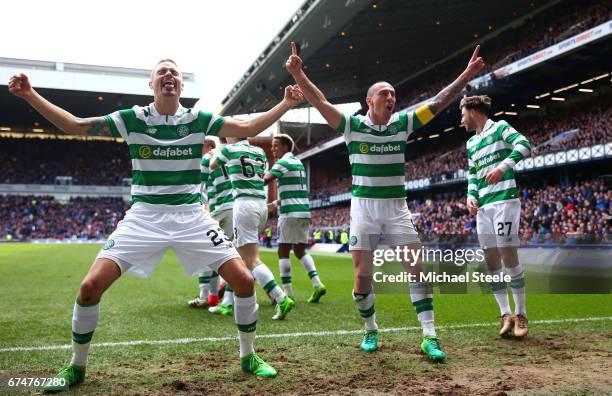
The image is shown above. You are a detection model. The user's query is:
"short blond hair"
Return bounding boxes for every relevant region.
[459,95,492,115]
[274,133,295,152]
[151,59,179,79]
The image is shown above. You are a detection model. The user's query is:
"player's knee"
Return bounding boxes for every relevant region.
[78,278,102,304]
[293,245,306,258]
[232,268,255,296]
[277,244,291,258]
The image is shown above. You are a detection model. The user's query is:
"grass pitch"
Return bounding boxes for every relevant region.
[0,243,610,395]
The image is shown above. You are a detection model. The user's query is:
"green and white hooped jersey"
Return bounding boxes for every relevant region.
[268,152,310,219]
[200,153,217,211]
[215,140,267,200]
[336,105,434,199]
[105,103,224,206]
[466,119,531,208]
[210,147,234,212]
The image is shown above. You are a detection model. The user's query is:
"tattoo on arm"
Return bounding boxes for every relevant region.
[428,74,470,115]
[296,74,327,104]
[79,117,111,136]
[302,82,325,103]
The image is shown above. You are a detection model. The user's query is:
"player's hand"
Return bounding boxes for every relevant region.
[8,73,34,99]
[467,196,479,215]
[485,168,504,185]
[284,84,304,107]
[464,45,485,78]
[286,42,303,76]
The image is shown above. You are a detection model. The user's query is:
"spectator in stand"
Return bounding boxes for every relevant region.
[2,179,608,244]
[395,1,610,111]
[0,138,131,185]
[307,179,610,245]
[0,195,130,241]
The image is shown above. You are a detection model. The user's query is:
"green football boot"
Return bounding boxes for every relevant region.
[218,304,233,316]
[421,336,446,361]
[240,353,277,377]
[272,296,295,320]
[307,284,327,303]
[360,330,379,352]
[209,304,233,316]
[43,364,85,394]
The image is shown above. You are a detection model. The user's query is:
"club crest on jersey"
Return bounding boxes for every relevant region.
[103,239,115,250]
[177,125,190,137]
[350,236,358,246]
[139,146,152,159]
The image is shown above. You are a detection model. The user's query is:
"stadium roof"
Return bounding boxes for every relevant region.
[220,0,560,115]
[0,57,199,132]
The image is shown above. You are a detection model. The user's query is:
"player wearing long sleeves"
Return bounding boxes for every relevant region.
[462,95,531,338]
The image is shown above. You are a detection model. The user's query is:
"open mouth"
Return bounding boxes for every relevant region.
[162,80,175,89]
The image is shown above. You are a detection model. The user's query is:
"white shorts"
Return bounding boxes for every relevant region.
[212,209,234,240]
[349,198,420,251]
[97,203,239,278]
[233,198,267,248]
[477,199,521,249]
[278,217,310,244]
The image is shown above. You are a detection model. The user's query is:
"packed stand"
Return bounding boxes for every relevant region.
[529,107,612,154]
[0,138,131,185]
[406,107,611,183]
[396,1,610,110]
[408,179,610,245]
[309,176,352,199]
[307,179,610,245]
[310,206,350,228]
[307,106,610,197]
[1,195,130,241]
[519,179,611,245]
[1,179,608,243]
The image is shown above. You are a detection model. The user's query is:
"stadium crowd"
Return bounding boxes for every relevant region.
[4,105,605,188]
[395,1,610,110]
[0,138,130,185]
[529,107,612,153]
[308,106,611,194]
[1,195,129,241]
[305,178,610,245]
[410,178,610,244]
[519,179,611,245]
[309,176,352,199]
[311,205,350,228]
[1,179,608,244]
